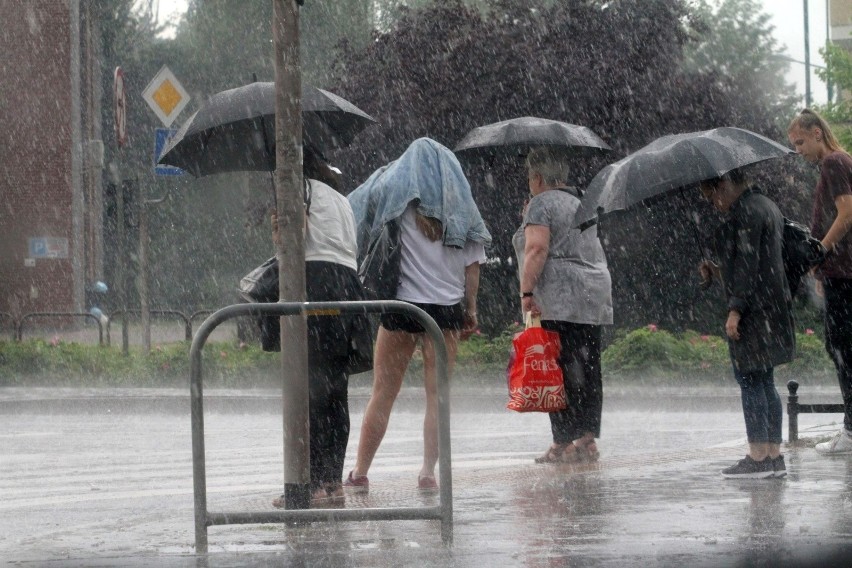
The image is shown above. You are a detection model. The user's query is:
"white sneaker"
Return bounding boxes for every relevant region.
[815,429,852,455]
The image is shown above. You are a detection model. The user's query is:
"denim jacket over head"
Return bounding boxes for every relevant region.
[347,137,492,261]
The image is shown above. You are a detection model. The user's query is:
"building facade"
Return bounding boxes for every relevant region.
[0,0,103,321]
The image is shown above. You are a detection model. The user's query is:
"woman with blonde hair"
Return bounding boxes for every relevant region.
[788,109,852,454]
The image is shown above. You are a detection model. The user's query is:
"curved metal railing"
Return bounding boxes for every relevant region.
[189,300,453,553]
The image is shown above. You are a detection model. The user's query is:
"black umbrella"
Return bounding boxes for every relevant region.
[157,82,376,177]
[453,116,611,160]
[574,127,794,227]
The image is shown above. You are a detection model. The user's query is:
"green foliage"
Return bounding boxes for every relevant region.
[456,322,519,366]
[0,323,836,386]
[0,340,277,387]
[814,44,852,150]
[816,43,852,98]
[602,326,834,377]
[0,340,127,383]
[684,0,797,119]
[785,330,832,372]
[602,326,728,373]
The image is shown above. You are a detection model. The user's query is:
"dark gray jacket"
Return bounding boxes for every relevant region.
[712,188,795,373]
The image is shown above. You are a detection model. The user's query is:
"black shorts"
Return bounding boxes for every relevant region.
[380,302,465,334]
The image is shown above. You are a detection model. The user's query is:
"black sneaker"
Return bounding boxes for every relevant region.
[772,455,787,479]
[721,456,774,479]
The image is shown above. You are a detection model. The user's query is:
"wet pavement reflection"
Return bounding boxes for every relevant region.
[1,384,852,567]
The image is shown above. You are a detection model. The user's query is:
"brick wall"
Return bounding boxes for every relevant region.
[0,1,80,319]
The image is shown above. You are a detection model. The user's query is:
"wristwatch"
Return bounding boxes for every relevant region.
[520,291,534,298]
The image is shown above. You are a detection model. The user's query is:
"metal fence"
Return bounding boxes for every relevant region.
[0,312,15,339]
[5,309,217,347]
[107,309,192,345]
[16,312,104,345]
[786,379,845,442]
[189,300,453,553]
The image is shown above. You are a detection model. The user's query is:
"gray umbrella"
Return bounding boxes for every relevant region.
[453,116,611,160]
[574,127,794,227]
[157,82,376,177]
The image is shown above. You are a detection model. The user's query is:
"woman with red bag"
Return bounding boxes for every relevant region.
[512,146,613,463]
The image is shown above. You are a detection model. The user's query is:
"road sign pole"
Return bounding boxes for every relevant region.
[113,67,130,356]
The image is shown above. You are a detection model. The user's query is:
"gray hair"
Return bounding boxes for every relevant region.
[526,146,570,186]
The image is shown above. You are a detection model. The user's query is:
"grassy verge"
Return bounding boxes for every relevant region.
[0,324,837,388]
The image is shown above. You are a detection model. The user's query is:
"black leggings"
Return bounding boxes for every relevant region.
[825,278,852,431]
[541,321,603,444]
[309,360,349,490]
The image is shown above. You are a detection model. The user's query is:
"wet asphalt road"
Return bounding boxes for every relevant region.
[2,382,852,567]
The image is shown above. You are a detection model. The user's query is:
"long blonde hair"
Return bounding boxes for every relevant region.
[788,108,847,154]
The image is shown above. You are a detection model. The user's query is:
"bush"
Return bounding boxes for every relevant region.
[0,339,128,385]
[0,324,837,386]
[456,322,518,366]
[0,339,278,387]
[781,329,834,374]
[602,325,835,378]
[602,325,727,374]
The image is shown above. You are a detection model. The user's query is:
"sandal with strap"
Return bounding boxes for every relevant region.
[574,440,600,462]
[324,482,345,501]
[535,443,578,463]
[271,487,330,509]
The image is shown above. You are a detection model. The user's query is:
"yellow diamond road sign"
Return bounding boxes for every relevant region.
[142,65,190,127]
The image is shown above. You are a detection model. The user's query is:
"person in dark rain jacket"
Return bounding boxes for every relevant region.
[699,168,795,479]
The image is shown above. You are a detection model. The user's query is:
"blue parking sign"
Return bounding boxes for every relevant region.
[154,128,184,176]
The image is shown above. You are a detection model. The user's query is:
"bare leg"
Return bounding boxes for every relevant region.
[419,329,459,479]
[558,431,597,462]
[351,327,417,478]
[768,443,782,459]
[749,442,770,461]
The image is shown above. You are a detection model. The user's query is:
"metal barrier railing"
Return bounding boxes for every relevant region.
[189,310,215,327]
[787,380,845,442]
[107,309,192,345]
[17,312,104,345]
[190,300,453,553]
[0,312,15,339]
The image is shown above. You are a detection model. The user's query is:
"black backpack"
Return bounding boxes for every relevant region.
[782,218,826,297]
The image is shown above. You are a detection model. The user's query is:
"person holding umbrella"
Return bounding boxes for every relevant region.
[263,145,371,507]
[698,168,795,478]
[514,146,613,464]
[788,109,852,455]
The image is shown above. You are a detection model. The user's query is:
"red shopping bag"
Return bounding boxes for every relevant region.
[506,314,566,412]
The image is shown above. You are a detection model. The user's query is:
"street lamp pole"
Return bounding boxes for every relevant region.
[805,0,812,107]
[827,0,834,103]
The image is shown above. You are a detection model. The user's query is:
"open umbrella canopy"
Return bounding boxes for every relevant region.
[574,127,794,227]
[453,116,611,161]
[157,82,376,177]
